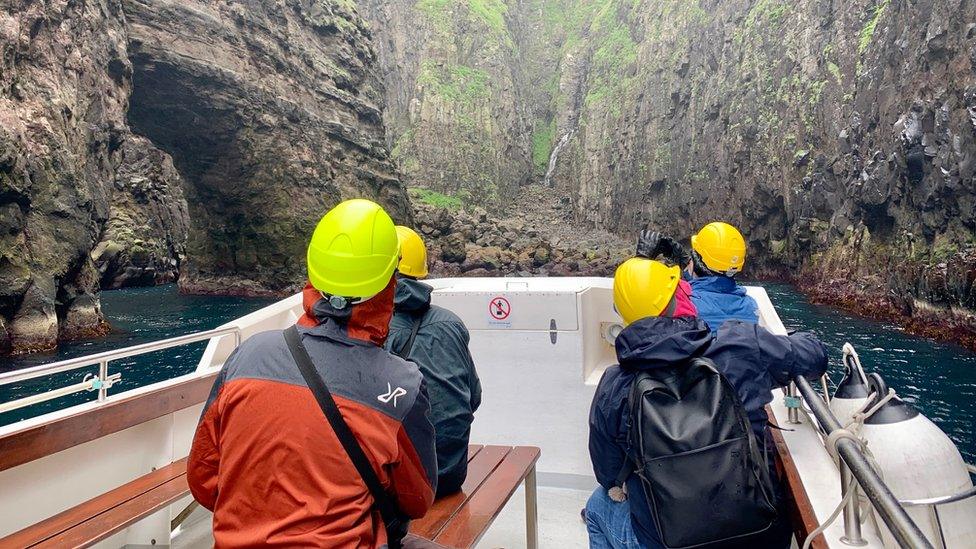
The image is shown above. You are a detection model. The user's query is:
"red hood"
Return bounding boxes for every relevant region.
[673,279,698,318]
[297,278,395,346]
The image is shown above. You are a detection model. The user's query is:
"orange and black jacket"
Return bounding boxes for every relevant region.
[188,281,437,548]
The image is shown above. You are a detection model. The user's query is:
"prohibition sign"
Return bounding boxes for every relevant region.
[489,296,511,320]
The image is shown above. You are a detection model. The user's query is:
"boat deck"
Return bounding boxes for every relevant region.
[174,486,592,548]
[4,277,947,548]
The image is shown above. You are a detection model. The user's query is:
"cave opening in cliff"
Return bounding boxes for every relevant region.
[124,50,302,294]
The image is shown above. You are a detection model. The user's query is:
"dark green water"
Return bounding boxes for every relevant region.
[763,283,976,463]
[0,285,274,425]
[1,283,973,463]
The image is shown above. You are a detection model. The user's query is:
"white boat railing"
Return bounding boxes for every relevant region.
[0,326,242,415]
[899,464,976,549]
[793,375,934,549]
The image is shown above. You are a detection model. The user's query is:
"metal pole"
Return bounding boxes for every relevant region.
[525,465,538,549]
[839,461,866,546]
[0,379,97,414]
[788,382,801,424]
[98,359,109,402]
[794,376,934,549]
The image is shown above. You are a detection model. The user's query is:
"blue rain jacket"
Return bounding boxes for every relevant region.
[588,316,828,548]
[386,278,482,496]
[690,275,759,333]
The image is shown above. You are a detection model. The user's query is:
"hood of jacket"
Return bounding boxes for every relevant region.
[394,277,433,315]
[690,275,746,296]
[615,316,713,370]
[296,278,396,346]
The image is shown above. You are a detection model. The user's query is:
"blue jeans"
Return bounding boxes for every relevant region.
[584,488,643,549]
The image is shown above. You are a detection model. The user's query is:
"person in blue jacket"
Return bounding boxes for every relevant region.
[636,222,759,334]
[585,257,829,549]
[386,226,482,497]
[687,222,759,333]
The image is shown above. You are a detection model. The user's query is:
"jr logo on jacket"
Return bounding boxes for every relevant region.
[378,383,408,407]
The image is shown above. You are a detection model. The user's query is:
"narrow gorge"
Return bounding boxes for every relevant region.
[2,0,974,354]
[361,0,976,347]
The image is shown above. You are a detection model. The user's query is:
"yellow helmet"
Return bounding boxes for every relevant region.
[691,222,747,276]
[306,199,400,300]
[613,258,681,325]
[395,225,429,279]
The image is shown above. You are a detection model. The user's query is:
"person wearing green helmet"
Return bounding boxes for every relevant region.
[188,199,438,548]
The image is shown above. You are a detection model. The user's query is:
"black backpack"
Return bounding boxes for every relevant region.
[623,357,777,548]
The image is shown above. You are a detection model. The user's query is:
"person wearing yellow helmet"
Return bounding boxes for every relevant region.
[189,200,438,549]
[586,258,828,549]
[635,222,759,334]
[687,222,759,334]
[386,226,482,497]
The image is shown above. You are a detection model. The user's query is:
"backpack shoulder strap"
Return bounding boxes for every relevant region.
[395,312,425,359]
[283,326,406,545]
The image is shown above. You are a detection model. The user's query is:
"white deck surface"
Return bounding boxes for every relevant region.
[175,486,592,548]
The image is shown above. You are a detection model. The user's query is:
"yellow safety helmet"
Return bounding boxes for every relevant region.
[691,222,747,276]
[613,258,681,325]
[395,225,429,279]
[306,199,400,301]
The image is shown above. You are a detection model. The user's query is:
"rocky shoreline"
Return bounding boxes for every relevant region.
[8,186,975,356]
[801,280,976,353]
[797,269,976,354]
[411,186,632,279]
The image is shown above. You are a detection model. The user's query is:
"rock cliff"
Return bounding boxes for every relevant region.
[0,0,409,354]
[361,0,535,204]
[365,0,976,344]
[1,0,129,354]
[123,0,410,296]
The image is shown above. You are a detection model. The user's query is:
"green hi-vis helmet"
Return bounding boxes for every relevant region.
[306,199,400,301]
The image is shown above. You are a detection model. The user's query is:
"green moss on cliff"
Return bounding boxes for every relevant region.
[409,187,464,210]
[531,121,555,175]
[417,0,513,46]
[858,0,890,54]
[418,61,490,105]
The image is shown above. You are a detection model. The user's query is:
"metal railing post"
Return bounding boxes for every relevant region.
[839,461,866,546]
[0,325,245,415]
[787,382,801,424]
[98,360,109,402]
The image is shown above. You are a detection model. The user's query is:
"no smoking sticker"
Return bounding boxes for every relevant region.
[489,296,511,320]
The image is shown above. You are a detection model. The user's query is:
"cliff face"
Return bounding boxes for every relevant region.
[0,0,409,354]
[548,0,975,327]
[0,0,130,353]
[361,0,540,204]
[367,0,975,335]
[94,135,188,290]
[123,0,409,296]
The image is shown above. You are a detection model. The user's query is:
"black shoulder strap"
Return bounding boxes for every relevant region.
[283,326,406,545]
[396,313,424,359]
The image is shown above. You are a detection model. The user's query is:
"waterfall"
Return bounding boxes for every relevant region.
[542,132,573,187]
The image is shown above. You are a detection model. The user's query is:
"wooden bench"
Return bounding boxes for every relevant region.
[411,445,540,548]
[0,458,191,548]
[2,445,540,549]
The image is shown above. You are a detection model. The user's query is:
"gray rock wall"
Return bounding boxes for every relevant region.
[0,0,130,353]
[123,0,410,296]
[366,0,975,321]
[0,0,410,354]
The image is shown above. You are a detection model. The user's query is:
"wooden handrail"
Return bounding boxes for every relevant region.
[0,373,216,473]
